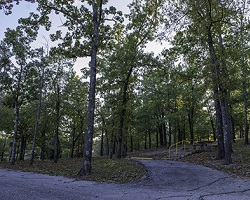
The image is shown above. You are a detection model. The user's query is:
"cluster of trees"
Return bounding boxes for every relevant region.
[0,0,250,175]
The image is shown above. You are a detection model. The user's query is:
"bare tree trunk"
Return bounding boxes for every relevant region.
[19,135,26,160]
[188,85,195,144]
[188,111,194,144]
[156,131,159,148]
[214,89,224,159]
[207,105,216,141]
[220,97,232,164]
[10,100,20,165]
[80,0,102,175]
[130,136,133,152]
[206,25,232,164]
[144,132,147,149]
[40,92,48,161]
[158,121,163,147]
[105,128,109,156]
[1,137,6,162]
[71,123,80,158]
[30,61,44,165]
[100,125,104,156]
[54,84,60,163]
[117,66,133,158]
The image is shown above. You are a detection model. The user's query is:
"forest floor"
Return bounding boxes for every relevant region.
[0,139,249,183]
[179,139,250,180]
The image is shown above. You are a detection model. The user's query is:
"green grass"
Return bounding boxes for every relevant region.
[0,157,147,183]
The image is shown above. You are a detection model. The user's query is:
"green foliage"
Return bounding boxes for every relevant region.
[0,106,14,134]
[1,0,250,171]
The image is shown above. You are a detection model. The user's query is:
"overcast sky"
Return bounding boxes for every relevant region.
[0,0,165,75]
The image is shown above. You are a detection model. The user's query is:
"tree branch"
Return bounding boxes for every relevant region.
[44,4,87,31]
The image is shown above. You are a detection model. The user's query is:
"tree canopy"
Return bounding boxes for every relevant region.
[0,0,250,173]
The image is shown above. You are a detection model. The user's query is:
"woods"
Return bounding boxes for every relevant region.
[0,0,250,175]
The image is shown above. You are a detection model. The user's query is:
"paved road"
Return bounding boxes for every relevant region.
[1,160,250,200]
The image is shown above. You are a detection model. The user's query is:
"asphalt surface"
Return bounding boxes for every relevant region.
[1,160,250,200]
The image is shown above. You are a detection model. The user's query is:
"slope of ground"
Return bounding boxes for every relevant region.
[180,140,250,180]
[0,139,249,182]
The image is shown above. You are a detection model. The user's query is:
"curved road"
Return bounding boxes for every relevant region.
[1,160,250,200]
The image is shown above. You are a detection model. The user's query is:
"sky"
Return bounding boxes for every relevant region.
[0,0,165,75]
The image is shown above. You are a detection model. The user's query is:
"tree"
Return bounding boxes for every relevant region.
[63,72,88,158]
[99,0,164,158]
[30,49,46,165]
[0,26,38,164]
[163,0,241,164]
[29,0,123,175]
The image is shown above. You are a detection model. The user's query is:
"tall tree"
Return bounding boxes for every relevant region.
[0,26,37,164]
[164,0,238,164]
[30,49,45,165]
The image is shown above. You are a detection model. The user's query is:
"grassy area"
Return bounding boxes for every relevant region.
[1,140,249,183]
[0,157,147,183]
[180,139,250,180]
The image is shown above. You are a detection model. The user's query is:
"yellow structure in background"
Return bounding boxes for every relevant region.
[168,140,186,159]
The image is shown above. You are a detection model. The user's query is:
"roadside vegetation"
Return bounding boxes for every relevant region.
[0,157,147,183]
[1,139,250,183]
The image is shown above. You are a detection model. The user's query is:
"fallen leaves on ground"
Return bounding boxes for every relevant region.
[180,140,250,180]
[1,140,249,183]
[0,157,147,184]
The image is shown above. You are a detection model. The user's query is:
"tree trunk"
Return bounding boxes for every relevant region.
[40,124,46,160]
[188,112,194,144]
[188,84,195,144]
[173,120,177,145]
[1,138,6,162]
[30,63,44,165]
[167,91,172,147]
[117,66,133,158]
[80,0,102,175]
[156,131,159,148]
[207,105,216,141]
[105,130,109,156]
[19,135,26,160]
[54,84,60,163]
[10,63,23,165]
[109,119,114,159]
[71,123,79,158]
[163,122,167,146]
[79,115,84,157]
[220,98,232,164]
[168,121,172,148]
[183,120,186,141]
[148,130,152,149]
[178,122,182,142]
[100,125,104,156]
[214,95,224,159]
[40,92,48,161]
[10,100,20,165]
[240,4,249,145]
[206,25,232,163]
[158,122,163,147]
[130,136,133,152]
[144,132,147,149]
